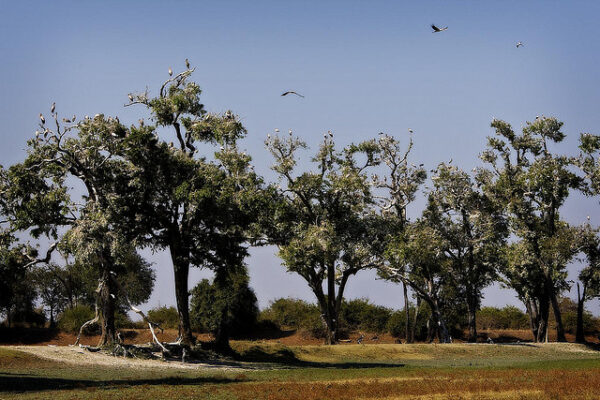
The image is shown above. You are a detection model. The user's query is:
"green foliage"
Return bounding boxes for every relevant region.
[147,306,179,330]
[259,298,320,329]
[341,298,392,333]
[190,272,259,338]
[57,305,97,333]
[477,306,529,330]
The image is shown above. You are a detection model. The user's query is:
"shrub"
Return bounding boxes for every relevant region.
[259,298,320,329]
[58,305,97,333]
[190,274,259,338]
[147,306,179,330]
[341,298,392,333]
[477,306,529,330]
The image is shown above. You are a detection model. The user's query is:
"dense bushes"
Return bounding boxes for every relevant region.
[259,298,325,337]
[147,306,179,330]
[477,306,529,330]
[341,298,392,333]
[57,305,96,333]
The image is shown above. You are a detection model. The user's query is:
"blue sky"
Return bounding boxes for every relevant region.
[1,1,599,313]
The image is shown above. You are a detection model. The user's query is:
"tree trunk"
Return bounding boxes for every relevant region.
[325,262,337,345]
[403,281,410,343]
[466,291,478,343]
[411,296,421,343]
[549,286,567,342]
[98,270,116,347]
[536,294,550,343]
[214,303,231,352]
[525,297,539,342]
[575,283,586,344]
[172,257,195,347]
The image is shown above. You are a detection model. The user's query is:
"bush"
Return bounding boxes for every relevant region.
[259,298,320,329]
[341,298,392,333]
[58,305,97,333]
[190,273,259,338]
[147,306,179,330]
[477,306,529,330]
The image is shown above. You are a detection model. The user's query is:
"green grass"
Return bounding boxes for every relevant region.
[1,343,600,399]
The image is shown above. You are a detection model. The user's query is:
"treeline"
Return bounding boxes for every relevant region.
[1,64,600,350]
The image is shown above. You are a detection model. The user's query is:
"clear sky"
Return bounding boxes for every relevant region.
[1,0,599,314]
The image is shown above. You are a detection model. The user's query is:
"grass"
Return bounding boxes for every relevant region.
[1,343,600,399]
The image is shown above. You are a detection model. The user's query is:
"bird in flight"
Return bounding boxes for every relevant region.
[431,24,448,33]
[281,91,305,98]
[516,41,524,48]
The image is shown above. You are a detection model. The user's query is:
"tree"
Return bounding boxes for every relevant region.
[190,266,258,349]
[384,220,452,343]
[266,133,380,344]
[480,117,583,342]
[576,224,600,342]
[0,103,154,346]
[0,230,38,327]
[120,65,267,347]
[425,163,507,342]
[374,133,426,343]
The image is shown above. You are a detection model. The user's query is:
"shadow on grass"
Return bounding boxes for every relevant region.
[0,373,241,393]
[0,327,60,345]
[231,346,405,369]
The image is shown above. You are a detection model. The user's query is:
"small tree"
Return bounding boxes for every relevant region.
[577,224,600,342]
[266,133,380,344]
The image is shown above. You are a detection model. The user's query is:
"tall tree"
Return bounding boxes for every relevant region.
[0,105,152,346]
[480,117,582,342]
[121,65,266,347]
[425,163,507,342]
[266,133,380,344]
[374,134,426,343]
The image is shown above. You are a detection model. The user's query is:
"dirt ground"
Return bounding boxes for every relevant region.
[11,345,252,371]
[1,327,598,347]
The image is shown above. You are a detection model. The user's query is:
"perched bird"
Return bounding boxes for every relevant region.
[185,58,190,69]
[72,115,76,122]
[431,24,448,33]
[50,102,55,113]
[128,94,133,102]
[288,129,293,135]
[168,67,173,76]
[328,130,333,137]
[39,113,45,124]
[516,41,524,48]
[281,91,305,98]
[408,128,414,134]
[274,128,280,133]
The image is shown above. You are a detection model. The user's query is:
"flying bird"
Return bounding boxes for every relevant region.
[281,91,305,98]
[168,67,173,76]
[39,113,45,124]
[50,102,55,113]
[516,41,524,48]
[185,58,190,69]
[431,24,448,33]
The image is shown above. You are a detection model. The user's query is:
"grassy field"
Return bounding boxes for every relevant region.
[1,342,600,399]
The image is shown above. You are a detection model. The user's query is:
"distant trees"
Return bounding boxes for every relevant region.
[2,65,600,348]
